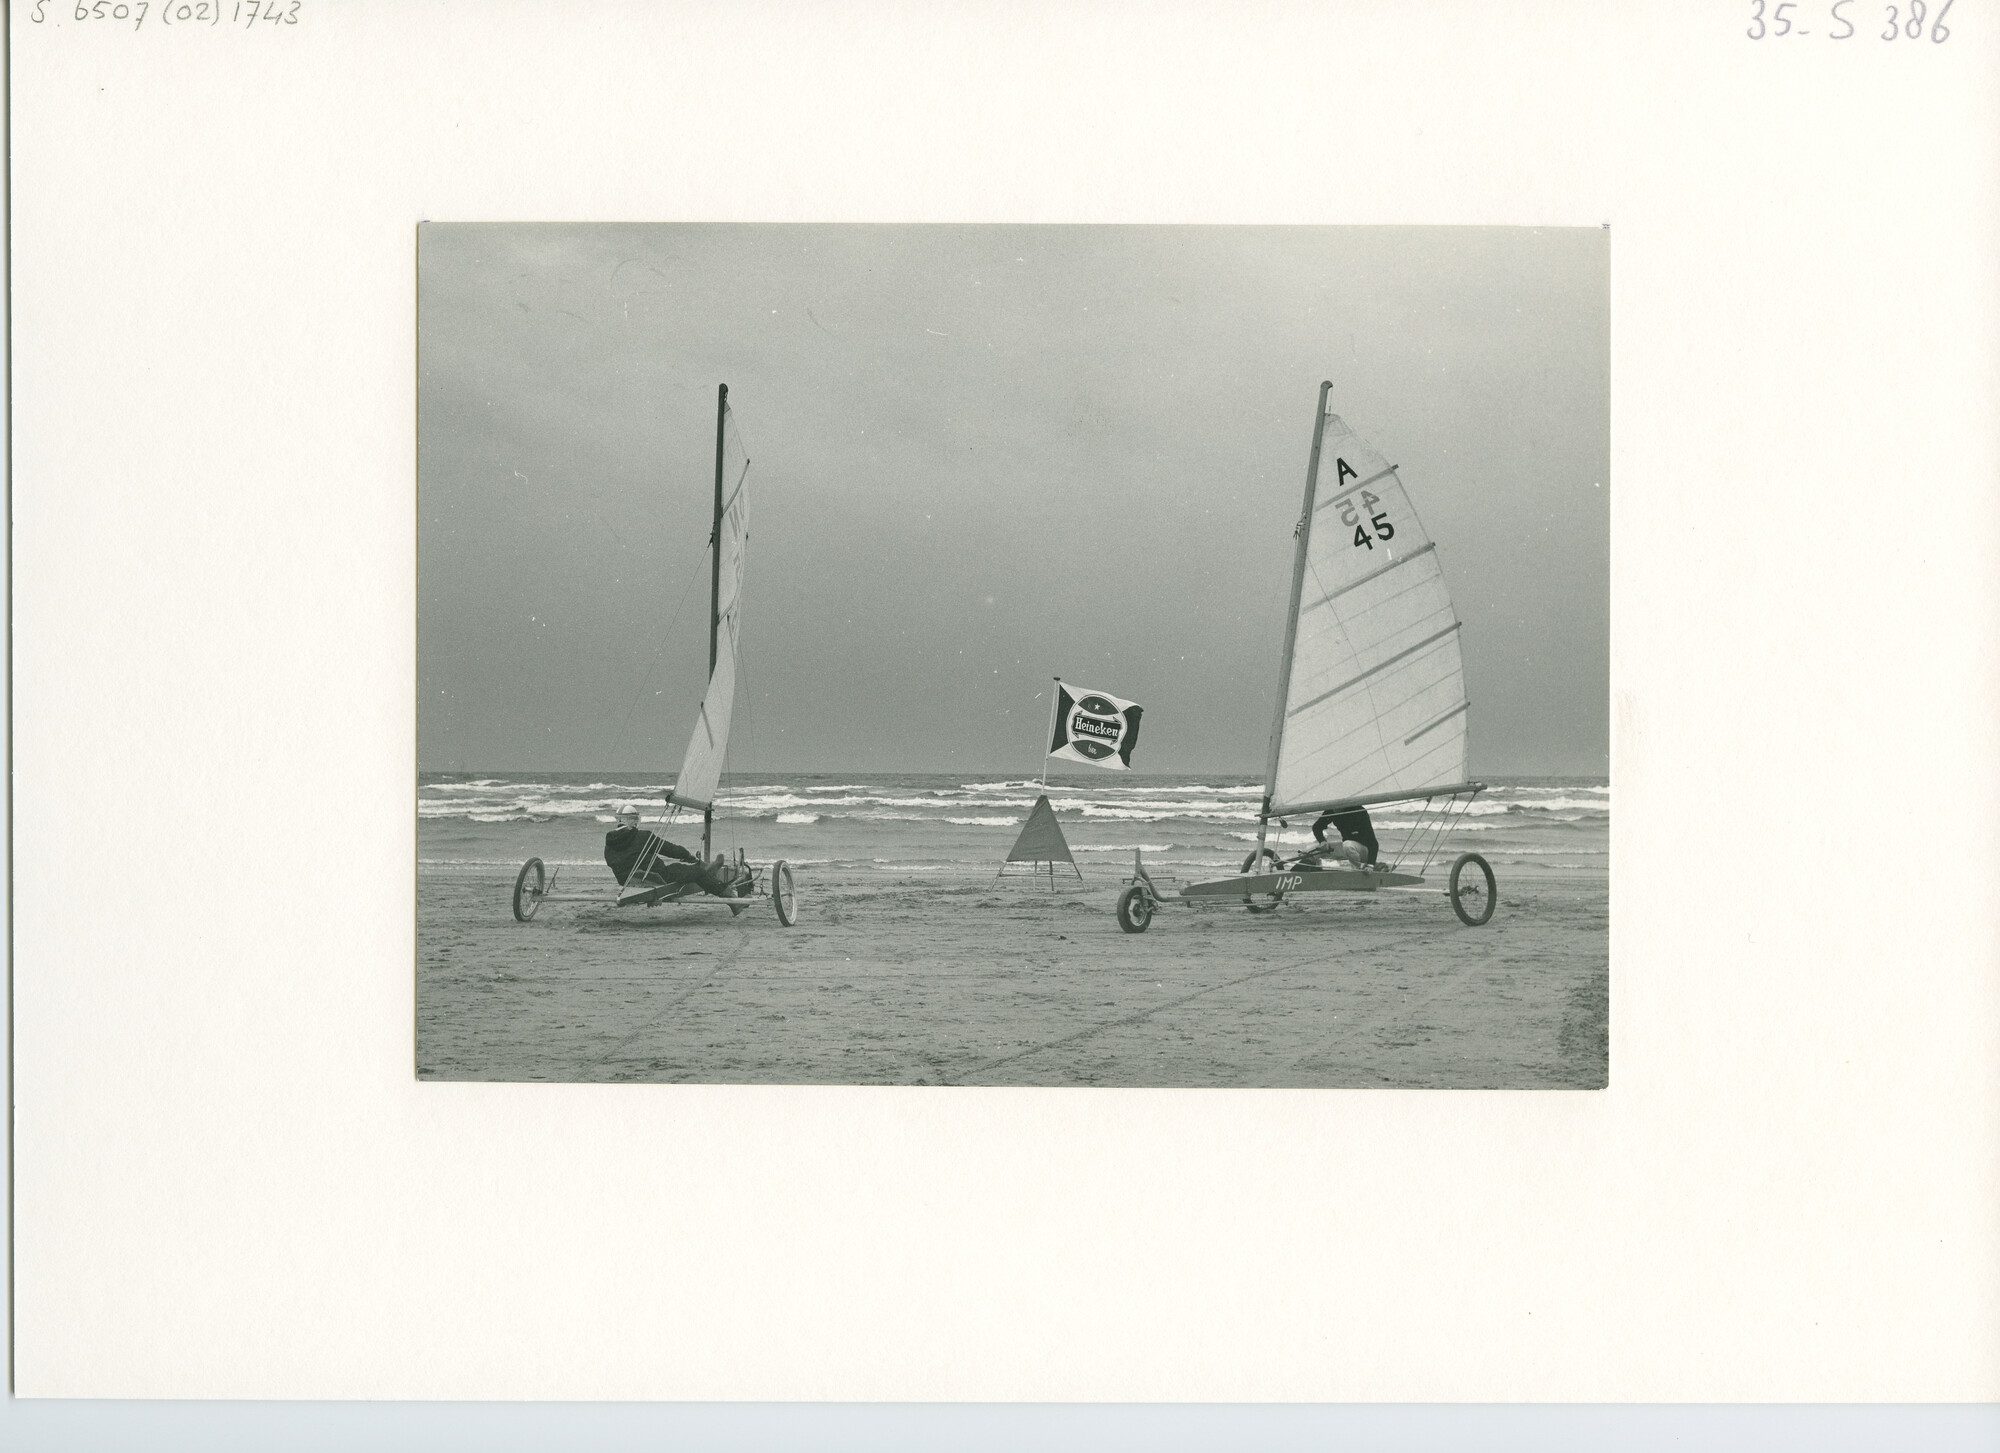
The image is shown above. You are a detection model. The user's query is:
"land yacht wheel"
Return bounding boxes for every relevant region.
[770,860,797,926]
[1448,852,1497,926]
[1240,848,1286,913]
[512,858,546,922]
[1116,884,1154,933]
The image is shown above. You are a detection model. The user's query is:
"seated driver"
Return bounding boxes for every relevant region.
[1305,804,1380,870]
[603,803,750,897]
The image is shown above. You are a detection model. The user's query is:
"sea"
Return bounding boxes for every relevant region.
[417,772,1609,887]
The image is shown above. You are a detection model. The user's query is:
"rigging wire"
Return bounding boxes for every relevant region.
[706,574,749,853]
[1388,794,1434,871]
[1413,789,1479,878]
[733,591,754,821]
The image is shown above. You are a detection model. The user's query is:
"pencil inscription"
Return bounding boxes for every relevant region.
[1747,0,1956,39]
[30,0,301,27]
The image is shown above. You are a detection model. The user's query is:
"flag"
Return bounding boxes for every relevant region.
[1047,680,1144,770]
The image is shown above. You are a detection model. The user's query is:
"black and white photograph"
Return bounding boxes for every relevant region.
[417,224,1610,1087]
[14,0,1998,1422]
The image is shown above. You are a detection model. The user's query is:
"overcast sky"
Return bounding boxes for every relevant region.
[417,225,1607,777]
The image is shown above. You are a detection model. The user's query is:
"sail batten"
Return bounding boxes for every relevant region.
[1270,408,1469,812]
[1403,699,1470,746]
[1314,463,1401,512]
[1286,621,1462,719]
[1302,542,1436,613]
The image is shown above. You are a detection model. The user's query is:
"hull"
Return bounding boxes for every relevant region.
[1177,868,1424,900]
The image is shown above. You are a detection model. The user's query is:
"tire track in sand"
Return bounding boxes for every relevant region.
[571,924,753,1076]
[942,925,1455,1083]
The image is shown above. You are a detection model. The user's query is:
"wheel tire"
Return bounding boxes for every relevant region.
[770,860,797,926]
[1448,852,1497,926]
[1116,884,1154,933]
[1240,848,1285,913]
[512,858,546,922]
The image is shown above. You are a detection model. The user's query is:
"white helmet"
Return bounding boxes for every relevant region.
[614,802,641,825]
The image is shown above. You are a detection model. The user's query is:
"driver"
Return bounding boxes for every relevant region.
[1307,804,1380,869]
[603,803,750,897]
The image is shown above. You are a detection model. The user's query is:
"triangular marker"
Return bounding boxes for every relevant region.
[998,794,1083,882]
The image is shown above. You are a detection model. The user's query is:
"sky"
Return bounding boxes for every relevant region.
[417,225,1608,777]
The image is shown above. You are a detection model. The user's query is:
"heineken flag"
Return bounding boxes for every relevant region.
[1047,681,1144,770]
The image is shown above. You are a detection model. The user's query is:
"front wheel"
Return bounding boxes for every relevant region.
[512,858,546,922]
[1240,847,1285,913]
[1116,884,1154,933]
[1448,852,1497,926]
[770,860,798,926]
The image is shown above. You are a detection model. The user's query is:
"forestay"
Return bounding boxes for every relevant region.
[667,402,750,813]
[1269,412,1468,816]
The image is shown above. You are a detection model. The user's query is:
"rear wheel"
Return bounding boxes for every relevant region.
[512,858,546,922]
[771,860,798,926]
[1240,848,1285,913]
[1448,852,1497,926]
[1116,884,1154,933]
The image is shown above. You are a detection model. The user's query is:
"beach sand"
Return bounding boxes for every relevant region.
[417,861,1607,1089]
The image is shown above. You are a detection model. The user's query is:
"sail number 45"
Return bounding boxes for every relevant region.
[1341,490,1395,550]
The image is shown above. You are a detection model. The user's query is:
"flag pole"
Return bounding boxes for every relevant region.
[1042,676,1061,788]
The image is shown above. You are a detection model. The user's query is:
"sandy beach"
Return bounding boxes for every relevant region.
[417,855,1607,1089]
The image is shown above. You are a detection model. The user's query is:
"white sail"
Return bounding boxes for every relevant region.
[1269,411,1468,815]
[666,401,750,813]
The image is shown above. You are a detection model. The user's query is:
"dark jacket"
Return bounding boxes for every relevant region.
[1311,806,1379,865]
[603,825,698,885]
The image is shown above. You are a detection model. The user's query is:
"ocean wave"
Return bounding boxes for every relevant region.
[1504,798,1609,815]
[1464,797,1608,817]
[419,857,608,868]
[956,781,1265,801]
[1080,784,1263,798]
[1075,805,1261,823]
[420,795,678,820]
[415,781,1608,874]
[725,791,999,815]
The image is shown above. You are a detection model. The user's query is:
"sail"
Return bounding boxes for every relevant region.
[667,400,750,813]
[1269,411,1468,816]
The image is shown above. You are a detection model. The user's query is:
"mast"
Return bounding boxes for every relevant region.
[1042,676,1061,788]
[704,382,727,860]
[1255,380,1333,861]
